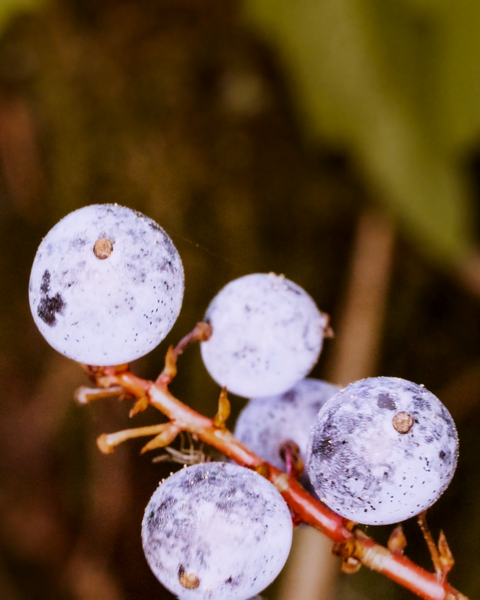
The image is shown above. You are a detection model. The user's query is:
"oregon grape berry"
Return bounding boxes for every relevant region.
[200,273,328,398]
[307,377,459,525]
[29,204,184,365]
[234,378,339,482]
[142,462,292,600]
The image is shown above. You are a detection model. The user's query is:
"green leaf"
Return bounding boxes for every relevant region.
[242,0,476,265]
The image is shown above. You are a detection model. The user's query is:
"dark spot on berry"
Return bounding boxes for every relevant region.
[40,270,50,294]
[37,270,66,326]
[377,393,396,410]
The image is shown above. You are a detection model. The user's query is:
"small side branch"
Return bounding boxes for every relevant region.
[213,388,231,428]
[74,385,125,404]
[279,440,304,479]
[418,511,443,580]
[97,422,181,454]
[334,530,466,600]
[156,322,212,386]
[388,525,407,555]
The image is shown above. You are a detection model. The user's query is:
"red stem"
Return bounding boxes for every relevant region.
[95,369,468,600]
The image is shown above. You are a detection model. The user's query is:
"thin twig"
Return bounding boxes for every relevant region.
[418,511,443,579]
[79,332,469,600]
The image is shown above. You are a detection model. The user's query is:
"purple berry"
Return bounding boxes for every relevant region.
[307,377,459,525]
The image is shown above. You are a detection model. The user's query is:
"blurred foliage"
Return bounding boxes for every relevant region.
[0,0,45,36]
[243,0,480,265]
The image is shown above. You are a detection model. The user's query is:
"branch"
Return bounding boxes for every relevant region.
[78,334,469,600]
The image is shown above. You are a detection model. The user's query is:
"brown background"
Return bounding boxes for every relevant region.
[0,1,479,599]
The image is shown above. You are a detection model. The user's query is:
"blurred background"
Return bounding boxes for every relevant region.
[0,0,480,598]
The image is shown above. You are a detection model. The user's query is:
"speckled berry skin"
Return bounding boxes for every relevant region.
[142,462,292,600]
[234,379,339,482]
[200,273,327,398]
[307,377,459,525]
[29,204,184,366]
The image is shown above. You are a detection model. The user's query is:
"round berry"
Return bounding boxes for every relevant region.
[307,377,459,525]
[29,204,184,366]
[234,379,339,483]
[142,462,292,600]
[200,273,328,398]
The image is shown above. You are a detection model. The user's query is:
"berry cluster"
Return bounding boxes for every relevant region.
[29,205,460,600]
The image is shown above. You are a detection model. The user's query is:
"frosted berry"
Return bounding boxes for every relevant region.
[29,204,184,366]
[200,273,328,398]
[307,377,459,525]
[234,379,339,484]
[142,462,292,600]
